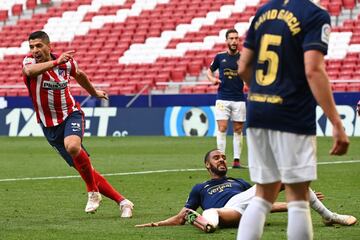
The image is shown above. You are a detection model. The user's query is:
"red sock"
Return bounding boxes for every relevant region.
[93,170,124,203]
[73,149,98,192]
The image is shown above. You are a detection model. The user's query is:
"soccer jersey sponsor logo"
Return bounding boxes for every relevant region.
[207,183,232,195]
[42,80,68,90]
[224,68,238,79]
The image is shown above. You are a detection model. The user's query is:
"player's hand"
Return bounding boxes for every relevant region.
[94,90,108,100]
[57,50,75,64]
[135,222,159,227]
[212,78,221,85]
[315,191,325,201]
[329,123,349,155]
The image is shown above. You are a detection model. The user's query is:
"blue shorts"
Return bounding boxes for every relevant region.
[41,111,88,167]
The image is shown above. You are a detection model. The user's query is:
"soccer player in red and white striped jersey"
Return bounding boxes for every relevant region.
[22,31,134,217]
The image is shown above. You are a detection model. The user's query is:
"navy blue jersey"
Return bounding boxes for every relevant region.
[244,0,331,134]
[184,177,252,210]
[210,52,246,102]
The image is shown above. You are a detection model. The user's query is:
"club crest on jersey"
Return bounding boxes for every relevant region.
[71,122,81,132]
[42,80,68,90]
[58,68,66,77]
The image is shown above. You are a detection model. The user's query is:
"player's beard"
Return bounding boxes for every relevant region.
[209,163,227,177]
[228,43,238,54]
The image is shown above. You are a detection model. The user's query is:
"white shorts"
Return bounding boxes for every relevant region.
[215,100,246,122]
[223,185,256,215]
[246,128,317,184]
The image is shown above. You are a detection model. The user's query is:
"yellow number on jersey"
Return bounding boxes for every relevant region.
[256,34,282,86]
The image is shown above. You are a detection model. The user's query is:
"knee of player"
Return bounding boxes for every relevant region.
[218,126,227,132]
[65,143,81,157]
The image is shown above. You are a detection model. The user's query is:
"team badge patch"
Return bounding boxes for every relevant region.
[321,23,331,44]
[71,122,81,132]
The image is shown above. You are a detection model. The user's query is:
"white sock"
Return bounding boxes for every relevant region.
[202,209,219,228]
[237,196,272,240]
[287,201,313,240]
[217,131,226,153]
[308,189,333,219]
[233,132,243,160]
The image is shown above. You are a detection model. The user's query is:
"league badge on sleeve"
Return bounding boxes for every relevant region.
[321,23,331,44]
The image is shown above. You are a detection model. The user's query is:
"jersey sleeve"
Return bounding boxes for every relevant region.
[184,185,201,210]
[209,54,220,72]
[22,56,36,67]
[302,9,331,55]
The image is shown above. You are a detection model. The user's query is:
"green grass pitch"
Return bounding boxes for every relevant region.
[0,136,359,240]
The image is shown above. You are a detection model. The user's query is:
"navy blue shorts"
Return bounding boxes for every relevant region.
[42,111,88,167]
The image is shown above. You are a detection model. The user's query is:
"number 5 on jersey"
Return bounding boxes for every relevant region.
[256,34,282,86]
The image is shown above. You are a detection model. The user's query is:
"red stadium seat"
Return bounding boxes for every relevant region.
[192,85,208,94]
[207,85,218,94]
[26,0,37,10]
[347,83,360,92]
[12,4,23,16]
[187,61,203,76]
[343,0,356,9]
[0,10,8,22]
[180,86,193,94]
[41,0,51,4]
[327,2,341,16]
[332,83,348,92]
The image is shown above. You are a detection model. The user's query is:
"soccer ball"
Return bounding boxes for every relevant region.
[182,108,209,136]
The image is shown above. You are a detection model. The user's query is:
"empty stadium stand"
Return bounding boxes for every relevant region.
[0,0,359,97]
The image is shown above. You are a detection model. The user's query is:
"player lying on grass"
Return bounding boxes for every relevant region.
[136,149,357,232]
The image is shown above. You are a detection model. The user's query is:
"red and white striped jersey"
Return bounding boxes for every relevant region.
[22,53,78,127]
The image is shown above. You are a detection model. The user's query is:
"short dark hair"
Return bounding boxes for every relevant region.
[225,29,238,39]
[28,31,50,43]
[204,148,220,163]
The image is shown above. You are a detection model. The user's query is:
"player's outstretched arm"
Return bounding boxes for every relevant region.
[75,69,108,100]
[23,50,75,77]
[304,50,349,155]
[135,208,187,227]
[271,190,325,213]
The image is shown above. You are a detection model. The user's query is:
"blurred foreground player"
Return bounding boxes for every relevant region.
[22,31,133,217]
[135,149,356,232]
[237,0,349,239]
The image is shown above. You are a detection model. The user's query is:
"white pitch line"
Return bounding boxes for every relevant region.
[0,168,205,182]
[318,160,360,165]
[0,160,360,183]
